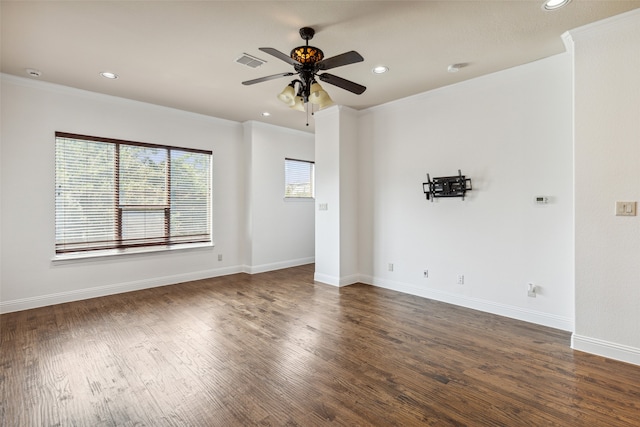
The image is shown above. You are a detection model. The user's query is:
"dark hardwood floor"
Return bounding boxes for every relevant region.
[2,264,640,426]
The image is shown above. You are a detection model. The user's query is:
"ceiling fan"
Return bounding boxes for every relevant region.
[242,27,366,114]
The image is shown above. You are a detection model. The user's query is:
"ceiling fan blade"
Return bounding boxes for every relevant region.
[316,51,364,71]
[259,47,301,66]
[318,73,366,95]
[242,72,295,86]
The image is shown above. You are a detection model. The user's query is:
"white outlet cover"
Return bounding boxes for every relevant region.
[615,201,637,216]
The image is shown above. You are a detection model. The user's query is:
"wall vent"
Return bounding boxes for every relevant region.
[235,53,266,68]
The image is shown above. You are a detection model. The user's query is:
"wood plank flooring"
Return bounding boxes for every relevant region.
[2,264,640,426]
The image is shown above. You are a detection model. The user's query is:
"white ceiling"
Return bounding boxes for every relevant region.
[2,1,639,133]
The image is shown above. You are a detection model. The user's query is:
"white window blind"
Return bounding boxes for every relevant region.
[55,132,212,254]
[284,158,314,198]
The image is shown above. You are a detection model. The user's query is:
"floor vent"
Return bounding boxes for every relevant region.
[235,53,266,68]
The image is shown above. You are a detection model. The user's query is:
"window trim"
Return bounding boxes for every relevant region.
[55,132,211,155]
[54,132,212,256]
[52,241,214,263]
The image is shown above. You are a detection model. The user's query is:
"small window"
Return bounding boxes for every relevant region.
[55,132,212,255]
[284,158,314,198]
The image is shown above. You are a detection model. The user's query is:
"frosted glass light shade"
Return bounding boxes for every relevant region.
[277,85,296,106]
[309,82,334,109]
[290,96,306,111]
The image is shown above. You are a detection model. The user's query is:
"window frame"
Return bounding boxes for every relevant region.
[54,132,213,258]
[284,158,315,199]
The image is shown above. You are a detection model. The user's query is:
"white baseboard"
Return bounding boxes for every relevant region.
[1,262,573,337]
[572,334,640,366]
[360,275,574,332]
[0,265,243,314]
[243,257,315,274]
[1,259,319,314]
[313,272,340,286]
[339,274,360,287]
[313,272,359,287]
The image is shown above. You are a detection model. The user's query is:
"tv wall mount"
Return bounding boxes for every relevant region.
[423,169,472,201]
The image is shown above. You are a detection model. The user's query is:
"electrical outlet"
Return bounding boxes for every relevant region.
[528,283,536,298]
[423,269,428,278]
[218,254,223,261]
[388,263,394,272]
[457,274,464,285]
[615,201,637,216]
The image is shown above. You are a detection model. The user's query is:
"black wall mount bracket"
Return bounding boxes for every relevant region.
[423,169,472,201]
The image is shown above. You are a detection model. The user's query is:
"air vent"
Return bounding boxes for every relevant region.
[235,53,266,68]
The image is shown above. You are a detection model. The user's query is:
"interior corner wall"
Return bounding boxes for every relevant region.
[242,121,315,274]
[0,75,245,312]
[357,53,574,332]
[0,91,3,311]
[242,122,254,269]
[0,75,315,313]
[338,108,359,283]
[569,9,640,366]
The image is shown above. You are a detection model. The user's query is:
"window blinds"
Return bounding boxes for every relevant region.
[284,158,314,198]
[55,132,212,254]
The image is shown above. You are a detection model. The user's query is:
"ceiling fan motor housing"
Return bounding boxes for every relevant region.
[291,46,324,64]
[299,27,315,41]
[291,27,324,64]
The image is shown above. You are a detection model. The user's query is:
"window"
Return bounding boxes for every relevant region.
[55,132,212,255]
[284,158,314,198]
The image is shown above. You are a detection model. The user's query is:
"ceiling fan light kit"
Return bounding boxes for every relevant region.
[290,96,306,112]
[277,83,296,106]
[242,26,366,123]
[308,82,334,109]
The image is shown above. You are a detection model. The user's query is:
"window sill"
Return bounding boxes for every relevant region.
[52,242,215,264]
[283,197,315,202]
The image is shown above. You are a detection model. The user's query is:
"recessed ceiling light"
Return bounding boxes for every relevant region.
[372,66,389,74]
[447,63,468,73]
[262,112,271,117]
[25,68,42,78]
[543,0,571,11]
[100,71,118,79]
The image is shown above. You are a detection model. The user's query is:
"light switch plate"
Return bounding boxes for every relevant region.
[615,201,637,216]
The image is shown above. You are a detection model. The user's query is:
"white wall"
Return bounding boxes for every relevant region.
[338,108,360,283]
[357,53,575,331]
[0,75,315,312]
[314,107,342,284]
[243,121,315,273]
[569,9,640,365]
